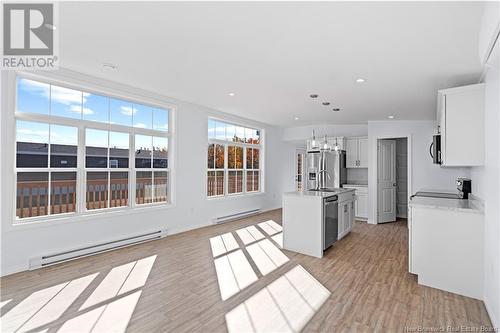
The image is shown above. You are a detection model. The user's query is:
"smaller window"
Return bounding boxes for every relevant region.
[207,144,225,196]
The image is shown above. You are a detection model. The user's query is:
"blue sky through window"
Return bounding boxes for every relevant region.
[16,79,49,115]
[133,104,152,129]
[153,109,169,132]
[110,98,133,127]
[50,85,82,119]
[17,78,169,130]
[83,93,109,123]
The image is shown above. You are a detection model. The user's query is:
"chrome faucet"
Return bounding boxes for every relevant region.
[317,169,331,190]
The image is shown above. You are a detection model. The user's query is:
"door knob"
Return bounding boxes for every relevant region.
[393,183,397,187]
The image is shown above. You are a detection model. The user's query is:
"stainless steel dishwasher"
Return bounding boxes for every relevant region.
[323,195,339,250]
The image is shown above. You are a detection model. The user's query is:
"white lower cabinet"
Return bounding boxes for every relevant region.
[409,203,484,299]
[343,186,368,220]
[338,196,355,240]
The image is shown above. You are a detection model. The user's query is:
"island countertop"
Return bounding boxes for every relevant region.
[284,188,355,199]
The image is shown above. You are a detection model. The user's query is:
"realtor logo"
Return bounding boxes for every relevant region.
[2,2,58,69]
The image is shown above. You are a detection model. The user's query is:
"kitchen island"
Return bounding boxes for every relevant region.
[282,188,355,258]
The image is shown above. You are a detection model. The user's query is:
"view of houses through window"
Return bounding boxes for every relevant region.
[207,119,261,197]
[15,77,171,220]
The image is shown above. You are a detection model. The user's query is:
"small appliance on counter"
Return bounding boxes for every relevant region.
[412,178,472,200]
[456,178,472,199]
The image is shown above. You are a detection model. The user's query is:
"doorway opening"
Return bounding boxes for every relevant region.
[377,137,409,223]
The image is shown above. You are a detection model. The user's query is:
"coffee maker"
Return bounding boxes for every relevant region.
[456,178,472,199]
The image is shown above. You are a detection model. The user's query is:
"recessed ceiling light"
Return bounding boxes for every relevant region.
[309,94,319,98]
[44,23,56,30]
[332,108,341,112]
[294,117,300,120]
[388,115,395,119]
[322,102,330,106]
[228,92,236,97]
[102,63,117,70]
[356,78,365,83]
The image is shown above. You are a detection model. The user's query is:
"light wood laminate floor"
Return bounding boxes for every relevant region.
[0,209,492,332]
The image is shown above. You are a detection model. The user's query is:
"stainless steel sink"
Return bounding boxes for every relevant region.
[308,188,338,192]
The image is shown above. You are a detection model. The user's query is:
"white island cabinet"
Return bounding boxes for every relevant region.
[409,195,484,299]
[282,189,355,258]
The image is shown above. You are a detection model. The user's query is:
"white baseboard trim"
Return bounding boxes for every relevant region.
[484,295,499,329]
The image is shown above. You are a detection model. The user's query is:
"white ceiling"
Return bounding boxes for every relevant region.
[59,2,485,127]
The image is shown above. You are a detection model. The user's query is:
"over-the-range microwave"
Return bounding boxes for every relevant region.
[430,134,442,164]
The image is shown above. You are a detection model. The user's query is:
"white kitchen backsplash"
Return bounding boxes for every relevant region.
[346,168,368,184]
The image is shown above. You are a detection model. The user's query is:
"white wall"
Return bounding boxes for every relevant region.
[283,124,367,144]
[470,35,500,329]
[367,120,470,224]
[0,69,296,276]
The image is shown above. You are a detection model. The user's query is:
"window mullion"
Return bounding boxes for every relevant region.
[130,132,135,208]
[77,124,85,214]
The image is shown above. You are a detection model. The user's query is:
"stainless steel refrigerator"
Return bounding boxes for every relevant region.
[306,150,347,190]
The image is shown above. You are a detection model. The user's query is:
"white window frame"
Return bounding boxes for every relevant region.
[207,118,263,199]
[12,73,174,225]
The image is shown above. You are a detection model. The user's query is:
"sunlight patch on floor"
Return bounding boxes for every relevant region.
[210,232,239,257]
[246,239,289,276]
[0,299,12,310]
[271,233,283,248]
[1,273,98,332]
[58,290,142,333]
[80,255,156,310]
[236,226,264,245]
[214,250,258,300]
[225,265,330,333]
[257,220,282,236]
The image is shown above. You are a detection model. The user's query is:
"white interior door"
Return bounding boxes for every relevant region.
[295,149,306,191]
[378,139,397,223]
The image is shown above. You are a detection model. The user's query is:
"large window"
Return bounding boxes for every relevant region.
[15,77,172,221]
[207,119,262,197]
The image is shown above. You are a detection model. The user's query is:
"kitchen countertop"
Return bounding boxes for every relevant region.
[409,196,483,214]
[284,188,355,198]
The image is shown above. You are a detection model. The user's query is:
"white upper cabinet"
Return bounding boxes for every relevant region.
[438,84,485,166]
[345,137,368,168]
[358,137,368,168]
[345,138,358,168]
